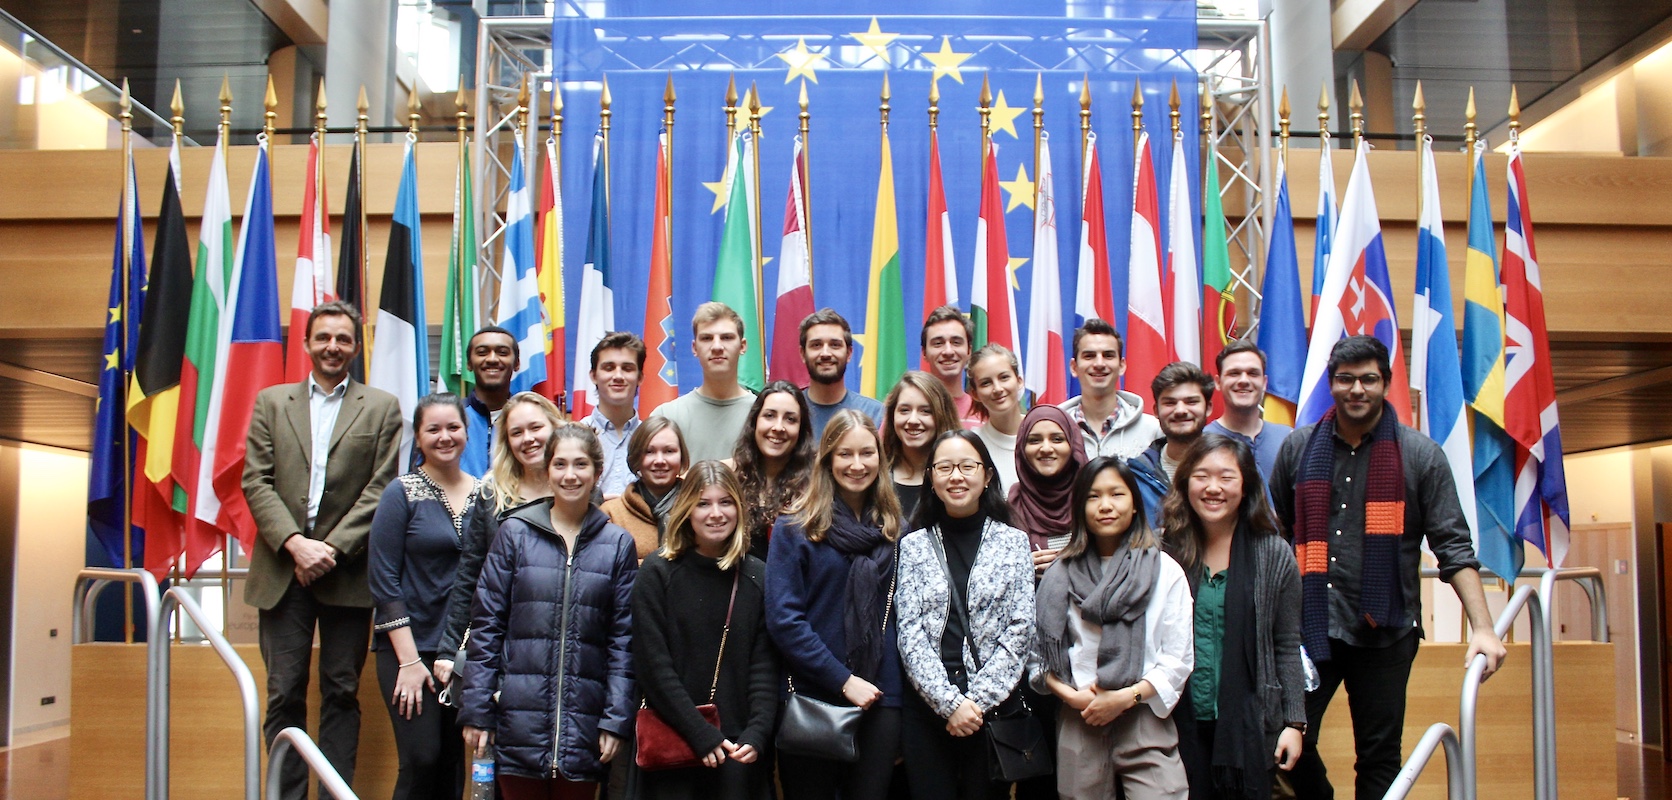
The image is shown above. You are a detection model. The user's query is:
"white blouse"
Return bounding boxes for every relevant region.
[1062,551,1195,718]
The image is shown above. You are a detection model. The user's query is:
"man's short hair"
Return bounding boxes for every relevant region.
[468,325,517,351]
[1151,361,1215,407]
[1327,335,1392,379]
[919,305,974,350]
[1071,318,1123,358]
[591,331,647,372]
[1215,338,1267,374]
[306,300,363,344]
[691,302,745,338]
[799,308,853,349]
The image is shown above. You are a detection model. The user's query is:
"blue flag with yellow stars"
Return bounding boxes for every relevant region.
[88,155,146,571]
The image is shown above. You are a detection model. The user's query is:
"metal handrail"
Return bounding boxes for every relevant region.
[1384,723,1466,799]
[71,567,160,644]
[1458,583,1546,800]
[149,588,261,800]
[267,727,358,800]
[1528,566,1608,797]
[1418,565,1609,642]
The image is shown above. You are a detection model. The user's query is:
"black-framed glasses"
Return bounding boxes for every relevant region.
[931,459,985,478]
[1331,372,1384,389]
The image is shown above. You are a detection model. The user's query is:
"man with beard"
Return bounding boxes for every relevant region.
[1058,317,1160,459]
[921,304,983,428]
[651,302,758,462]
[799,308,883,435]
[1143,361,1214,483]
[459,325,518,477]
[582,331,646,499]
[1270,335,1505,800]
[1203,339,1292,480]
[242,301,403,799]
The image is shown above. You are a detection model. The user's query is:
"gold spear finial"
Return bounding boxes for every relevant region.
[219,74,233,128]
[979,72,992,140]
[1200,80,1211,137]
[665,72,677,112]
[880,72,892,129]
[725,73,738,134]
[1412,80,1426,140]
[1169,78,1180,136]
[407,84,421,135]
[1464,85,1477,153]
[1278,85,1290,160]
[551,79,563,138]
[1348,78,1363,142]
[356,84,369,136]
[455,78,469,136]
[264,75,278,140]
[929,76,941,130]
[119,78,132,132]
[1317,81,1330,135]
[979,72,992,108]
[517,74,531,133]
[1079,73,1092,154]
[1131,77,1144,133]
[798,77,808,126]
[170,79,184,137]
[1508,84,1521,137]
[601,73,613,135]
[315,77,329,134]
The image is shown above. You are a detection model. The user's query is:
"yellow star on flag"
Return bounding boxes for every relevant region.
[776,38,827,84]
[104,350,119,371]
[850,18,899,63]
[1008,257,1028,291]
[108,305,120,325]
[988,90,1025,139]
[1000,164,1034,212]
[923,37,974,84]
[703,178,729,214]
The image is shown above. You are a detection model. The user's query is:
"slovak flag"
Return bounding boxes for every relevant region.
[1297,138,1412,426]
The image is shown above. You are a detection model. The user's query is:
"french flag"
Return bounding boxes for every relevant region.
[202,140,284,554]
[1297,138,1411,426]
[569,134,615,418]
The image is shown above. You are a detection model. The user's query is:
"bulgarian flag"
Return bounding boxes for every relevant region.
[971,140,1016,350]
[771,137,815,387]
[536,134,566,403]
[1201,133,1236,409]
[172,125,233,575]
[1024,131,1066,406]
[860,125,905,399]
[641,129,678,413]
[1125,130,1167,409]
[195,140,284,563]
[922,128,958,371]
[712,131,765,391]
[284,134,334,383]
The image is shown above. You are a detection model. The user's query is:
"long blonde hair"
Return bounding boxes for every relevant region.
[489,392,564,514]
[792,410,902,543]
[661,461,751,570]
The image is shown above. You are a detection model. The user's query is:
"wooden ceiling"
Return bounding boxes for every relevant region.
[4,333,1670,456]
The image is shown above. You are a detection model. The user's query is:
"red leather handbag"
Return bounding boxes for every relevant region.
[635,572,740,771]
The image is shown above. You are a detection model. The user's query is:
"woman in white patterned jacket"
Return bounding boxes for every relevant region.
[894,429,1036,800]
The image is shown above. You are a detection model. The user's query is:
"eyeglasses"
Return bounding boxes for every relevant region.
[1331,372,1384,389]
[931,460,985,478]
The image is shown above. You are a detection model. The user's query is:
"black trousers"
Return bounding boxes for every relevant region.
[375,649,465,800]
[1288,632,1420,800]
[779,705,901,800]
[899,692,1009,800]
[258,582,372,800]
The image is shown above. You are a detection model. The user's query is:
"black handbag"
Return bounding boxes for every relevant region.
[775,678,863,763]
[928,526,1054,783]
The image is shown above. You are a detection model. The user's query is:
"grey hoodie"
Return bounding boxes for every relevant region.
[1058,391,1162,460]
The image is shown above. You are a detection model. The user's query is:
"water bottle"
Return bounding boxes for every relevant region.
[1300,646,1321,693]
[469,756,495,800]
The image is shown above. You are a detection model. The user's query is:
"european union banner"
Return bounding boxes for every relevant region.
[551,3,1197,397]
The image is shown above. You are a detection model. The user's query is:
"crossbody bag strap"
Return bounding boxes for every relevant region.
[707,570,742,704]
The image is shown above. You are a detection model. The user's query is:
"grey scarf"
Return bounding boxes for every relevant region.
[1036,543,1159,690]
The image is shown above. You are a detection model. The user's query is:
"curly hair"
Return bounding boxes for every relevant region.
[731,381,816,548]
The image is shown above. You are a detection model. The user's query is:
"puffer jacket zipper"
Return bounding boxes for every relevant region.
[549,543,577,778]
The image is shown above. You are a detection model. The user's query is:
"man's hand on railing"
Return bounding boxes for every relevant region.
[1466,629,1508,680]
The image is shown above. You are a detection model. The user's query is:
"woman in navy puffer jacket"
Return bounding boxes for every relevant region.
[460,424,638,798]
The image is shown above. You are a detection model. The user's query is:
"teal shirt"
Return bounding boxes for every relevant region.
[1190,568,1228,720]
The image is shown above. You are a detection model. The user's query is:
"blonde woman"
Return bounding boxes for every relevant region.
[966,344,1026,494]
[632,461,778,799]
[434,392,561,679]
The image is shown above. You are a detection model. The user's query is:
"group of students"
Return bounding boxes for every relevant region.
[361,311,1324,800]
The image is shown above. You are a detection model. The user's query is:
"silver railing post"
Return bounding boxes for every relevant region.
[1533,566,1610,800]
[267,727,359,799]
[150,587,262,800]
[72,568,161,799]
[1457,582,1541,799]
[1384,722,1465,799]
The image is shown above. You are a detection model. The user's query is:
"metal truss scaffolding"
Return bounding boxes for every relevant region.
[1198,17,1273,343]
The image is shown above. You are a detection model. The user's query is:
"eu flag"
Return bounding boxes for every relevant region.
[88,154,147,570]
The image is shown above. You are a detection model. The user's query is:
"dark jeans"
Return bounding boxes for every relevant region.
[779,705,901,800]
[899,692,1009,800]
[258,582,372,800]
[1289,632,1420,800]
[375,649,464,800]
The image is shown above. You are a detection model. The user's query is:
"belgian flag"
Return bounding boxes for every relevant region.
[336,138,369,381]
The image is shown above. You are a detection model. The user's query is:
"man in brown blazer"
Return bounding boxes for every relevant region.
[243,300,403,799]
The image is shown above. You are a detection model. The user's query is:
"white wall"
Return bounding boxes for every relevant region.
[1567,448,1636,524]
[10,444,89,736]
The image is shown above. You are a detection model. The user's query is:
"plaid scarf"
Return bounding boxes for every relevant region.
[1293,403,1405,661]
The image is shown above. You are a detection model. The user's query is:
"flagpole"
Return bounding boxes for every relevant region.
[664,73,676,285]
[1318,82,1330,155]
[118,79,136,641]
[600,73,612,225]
[748,83,764,343]
[1278,87,1290,166]
[980,73,992,165]
[169,80,186,642]
[725,74,738,141]
[798,79,812,285]
[356,86,371,365]
[1033,73,1044,233]
[1348,78,1364,147]
[1464,86,1478,197]
[1131,79,1144,154]
[453,81,470,391]
[1079,74,1091,171]
[1413,81,1425,225]
[264,76,278,168]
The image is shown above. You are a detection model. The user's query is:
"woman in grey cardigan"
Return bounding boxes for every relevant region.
[1160,435,1306,799]
[895,430,1035,800]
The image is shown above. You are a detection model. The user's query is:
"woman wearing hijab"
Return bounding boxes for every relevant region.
[1006,405,1089,578]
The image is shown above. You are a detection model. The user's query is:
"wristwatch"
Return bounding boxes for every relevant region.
[1132,687,1143,705]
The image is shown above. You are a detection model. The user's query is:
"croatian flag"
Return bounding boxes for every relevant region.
[1297,139,1411,426]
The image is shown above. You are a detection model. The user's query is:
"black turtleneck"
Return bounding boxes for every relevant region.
[938,511,988,688]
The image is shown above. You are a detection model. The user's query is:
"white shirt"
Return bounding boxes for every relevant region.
[1065,551,1195,718]
[975,423,1018,495]
[307,375,348,529]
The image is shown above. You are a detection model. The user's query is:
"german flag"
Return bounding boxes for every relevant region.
[128,136,192,578]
